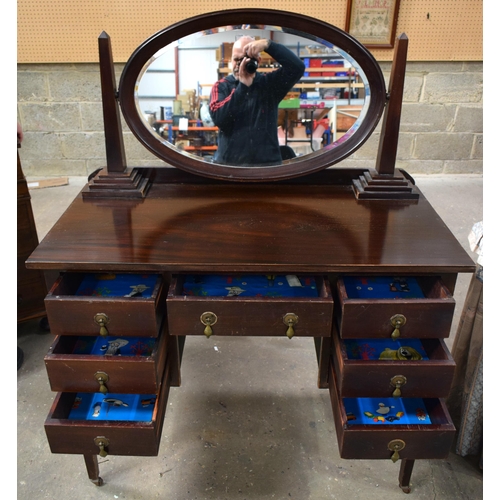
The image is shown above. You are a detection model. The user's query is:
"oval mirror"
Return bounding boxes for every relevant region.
[119,9,387,181]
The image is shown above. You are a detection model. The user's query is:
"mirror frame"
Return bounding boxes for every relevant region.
[119,9,387,182]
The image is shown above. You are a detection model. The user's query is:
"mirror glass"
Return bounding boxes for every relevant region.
[119,10,386,180]
[135,26,370,165]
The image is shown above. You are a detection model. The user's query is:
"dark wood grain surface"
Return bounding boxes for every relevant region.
[18,149,48,320]
[44,328,168,393]
[328,364,456,460]
[26,180,475,273]
[44,355,172,456]
[332,334,456,398]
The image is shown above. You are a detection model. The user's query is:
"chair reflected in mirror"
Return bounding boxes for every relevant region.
[280,145,296,161]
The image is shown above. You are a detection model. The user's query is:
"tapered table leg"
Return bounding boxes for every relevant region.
[84,454,103,486]
[398,458,415,493]
[314,336,331,388]
[168,335,185,387]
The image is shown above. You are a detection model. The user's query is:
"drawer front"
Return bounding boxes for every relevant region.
[44,320,169,394]
[44,355,172,457]
[167,275,333,338]
[336,276,455,339]
[45,273,166,337]
[332,331,456,398]
[328,363,455,460]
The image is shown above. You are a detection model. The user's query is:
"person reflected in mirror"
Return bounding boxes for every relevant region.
[209,36,304,166]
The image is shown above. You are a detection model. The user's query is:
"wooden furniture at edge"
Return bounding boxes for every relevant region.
[24,15,476,495]
[17,145,47,323]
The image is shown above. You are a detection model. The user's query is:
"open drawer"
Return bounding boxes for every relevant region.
[332,325,456,398]
[328,363,455,461]
[44,356,172,457]
[167,274,333,338]
[335,276,455,339]
[45,272,166,337]
[44,319,169,394]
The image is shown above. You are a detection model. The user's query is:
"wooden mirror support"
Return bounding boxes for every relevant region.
[83,13,418,200]
[84,9,399,196]
[82,33,153,199]
[352,34,419,200]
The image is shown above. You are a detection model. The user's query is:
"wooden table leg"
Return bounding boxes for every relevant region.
[314,337,331,388]
[168,335,185,387]
[84,454,103,486]
[398,458,415,493]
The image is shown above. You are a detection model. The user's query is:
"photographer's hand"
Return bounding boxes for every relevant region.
[244,39,269,59]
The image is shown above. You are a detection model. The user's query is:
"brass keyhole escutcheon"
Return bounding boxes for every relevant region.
[390,375,407,398]
[94,436,110,457]
[94,313,110,337]
[95,371,109,394]
[283,313,299,339]
[200,312,217,338]
[390,314,406,340]
[388,439,406,463]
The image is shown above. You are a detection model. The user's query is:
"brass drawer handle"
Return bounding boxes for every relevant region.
[283,313,299,339]
[200,312,217,338]
[388,439,406,462]
[95,371,109,394]
[390,375,407,398]
[94,313,110,337]
[94,436,110,457]
[390,314,406,340]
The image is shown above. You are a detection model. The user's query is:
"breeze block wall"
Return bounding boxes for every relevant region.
[17,60,483,177]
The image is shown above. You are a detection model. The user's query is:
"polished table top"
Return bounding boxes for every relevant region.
[26,173,475,274]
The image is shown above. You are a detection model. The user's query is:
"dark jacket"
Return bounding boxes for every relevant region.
[209,41,305,166]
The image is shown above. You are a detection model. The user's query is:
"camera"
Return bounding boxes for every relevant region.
[245,57,258,74]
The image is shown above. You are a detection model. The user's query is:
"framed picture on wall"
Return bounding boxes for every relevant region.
[345,0,401,48]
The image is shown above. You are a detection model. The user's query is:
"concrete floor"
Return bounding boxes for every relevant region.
[17,174,483,500]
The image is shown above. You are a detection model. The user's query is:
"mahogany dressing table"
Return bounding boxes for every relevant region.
[26,9,475,493]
